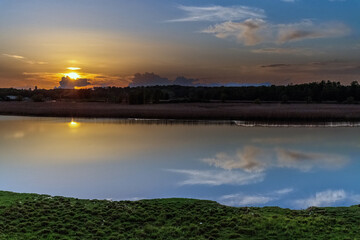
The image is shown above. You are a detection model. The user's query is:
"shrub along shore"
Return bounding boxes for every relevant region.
[0,191,360,239]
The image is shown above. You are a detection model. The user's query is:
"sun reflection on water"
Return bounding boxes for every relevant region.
[68,120,80,128]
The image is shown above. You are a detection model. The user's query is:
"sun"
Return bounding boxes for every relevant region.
[65,72,80,80]
[67,67,81,71]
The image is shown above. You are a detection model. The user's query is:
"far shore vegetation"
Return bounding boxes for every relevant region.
[1,191,360,239]
[1,81,360,105]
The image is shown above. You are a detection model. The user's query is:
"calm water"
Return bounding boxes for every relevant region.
[1,116,360,209]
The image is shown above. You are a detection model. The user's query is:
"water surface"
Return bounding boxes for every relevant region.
[1,116,359,209]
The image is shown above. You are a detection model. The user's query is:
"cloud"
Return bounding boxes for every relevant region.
[169,5,265,22]
[203,19,350,45]
[251,59,360,85]
[252,48,314,55]
[203,18,267,46]
[167,169,264,186]
[220,188,293,206]
[203,146,271,172]
[274,188,294,195]
[173,76,197,86]
[58,76,91,89]
[221,194,272,206]
[129,72,199,87]
[91,74,132,88]
[276,148,349,171]
[172,4,350,46]
[2,53,47,65]
[277,20,350,43]
[258,60,360,77]
[3,54,25,60]
[19,72,130,89]
[129,72,171,87]
[129,73,270,87]
[293,190,357,208]
[261,64,291,68]
[129,72,271,87]
[203,146,349,172]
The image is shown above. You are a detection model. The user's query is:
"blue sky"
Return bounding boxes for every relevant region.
[0,0,359,88]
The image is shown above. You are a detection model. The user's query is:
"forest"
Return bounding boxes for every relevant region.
[1,81,360,104]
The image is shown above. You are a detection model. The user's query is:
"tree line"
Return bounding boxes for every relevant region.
[1,81,360,104]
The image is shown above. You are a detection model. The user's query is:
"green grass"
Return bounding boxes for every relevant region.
[0,191,360,239]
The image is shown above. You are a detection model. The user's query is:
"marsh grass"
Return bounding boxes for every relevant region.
[1,102,360,122]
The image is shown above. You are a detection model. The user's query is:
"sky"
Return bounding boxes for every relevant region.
[0,0,359,89]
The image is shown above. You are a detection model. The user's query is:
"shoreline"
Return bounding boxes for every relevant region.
[3,115,360,127]
[2,101,360,123]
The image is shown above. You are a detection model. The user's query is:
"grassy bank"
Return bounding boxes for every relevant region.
[0,191,360,239]
[2,102,360,122]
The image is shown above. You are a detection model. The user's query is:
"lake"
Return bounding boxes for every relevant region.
[1,116,359,209]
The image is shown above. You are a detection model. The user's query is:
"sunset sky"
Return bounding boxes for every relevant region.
[0,0,359,89]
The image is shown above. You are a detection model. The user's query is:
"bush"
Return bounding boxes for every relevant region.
[345,96,355,104]
[32,94,45,102]
[254,98,261,104]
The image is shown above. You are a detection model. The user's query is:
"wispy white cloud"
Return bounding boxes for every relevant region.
[167,169,264,186]
[220,188,294,206]
[3,54,25,60]
[2,53,47,65]
[274,188,294,195]
[203,19,350,45]
[171,4,350,46]
[221,194,272,206]
[294,189,360,208]
[202,18,267,46]
[169,5,265,22]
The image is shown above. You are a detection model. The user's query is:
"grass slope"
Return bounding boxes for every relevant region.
[0,191,360,239]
